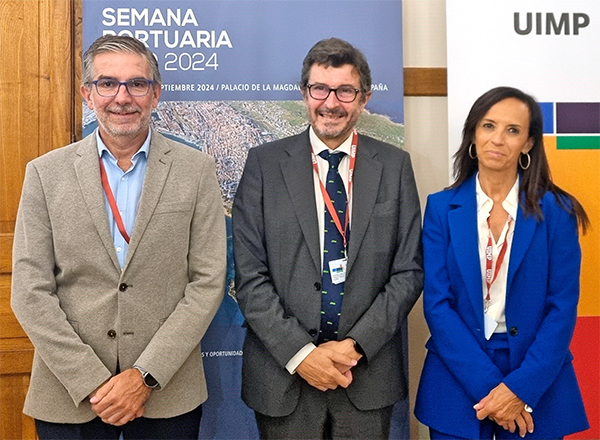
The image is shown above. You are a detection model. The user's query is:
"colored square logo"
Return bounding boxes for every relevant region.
[556,102,600,134]
[539,102,554,134]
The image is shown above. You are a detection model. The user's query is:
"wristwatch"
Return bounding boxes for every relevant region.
[133,366,160,389]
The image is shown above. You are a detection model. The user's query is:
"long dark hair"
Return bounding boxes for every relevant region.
[452,86,589,233]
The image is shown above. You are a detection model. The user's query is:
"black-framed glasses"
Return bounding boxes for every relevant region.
[90,78,154,97]
[306,83,361,103]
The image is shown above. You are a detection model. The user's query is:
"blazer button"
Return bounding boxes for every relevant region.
[509,326,518,336]
[107,330,117,339]
[314,282,321,291]
[308,329,318,337]
[119,283,128,292]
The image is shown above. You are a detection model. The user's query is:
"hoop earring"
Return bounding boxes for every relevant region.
[519,153,531,170]
[469,143,477,159]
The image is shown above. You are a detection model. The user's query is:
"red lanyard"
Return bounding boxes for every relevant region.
[484,216,512,311]
[310,130,358,251]
[98,157,131,244]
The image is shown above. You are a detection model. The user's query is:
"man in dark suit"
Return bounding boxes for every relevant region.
[232,37,423,439]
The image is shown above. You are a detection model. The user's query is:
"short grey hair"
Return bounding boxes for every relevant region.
[82,34,162,86]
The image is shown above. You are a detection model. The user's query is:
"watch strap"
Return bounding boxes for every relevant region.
[133,365,160,389]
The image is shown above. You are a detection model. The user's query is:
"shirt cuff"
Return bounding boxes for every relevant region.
[285,343,317,374]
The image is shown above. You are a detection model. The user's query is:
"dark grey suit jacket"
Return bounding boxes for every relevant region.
[232,129,423,417]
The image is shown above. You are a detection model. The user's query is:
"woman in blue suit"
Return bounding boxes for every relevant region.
[415,87,589,439]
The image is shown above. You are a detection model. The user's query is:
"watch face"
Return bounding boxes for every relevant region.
[144,373,158,388]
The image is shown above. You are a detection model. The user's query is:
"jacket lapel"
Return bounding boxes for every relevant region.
[74,135,121,272]
[346,138,382,273]
[280,131,321,274]
[507,200,537,290]
[123,130,172,270]
[448,175,485,329]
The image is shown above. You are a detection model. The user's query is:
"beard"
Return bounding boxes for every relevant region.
[95,104,150,139]
[308,105,360,144]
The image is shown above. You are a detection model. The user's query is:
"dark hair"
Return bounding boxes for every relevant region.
[82,34,162,86]
[452,86,589,233]
[300,38,371,102]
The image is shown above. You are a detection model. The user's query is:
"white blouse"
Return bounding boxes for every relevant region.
[476,174,519,335]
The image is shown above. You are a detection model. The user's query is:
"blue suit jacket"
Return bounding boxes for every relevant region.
[415,174,589,439]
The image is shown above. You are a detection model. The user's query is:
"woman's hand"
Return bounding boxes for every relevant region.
[474,382,534,437]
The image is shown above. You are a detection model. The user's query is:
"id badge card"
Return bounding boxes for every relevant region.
[328,258,347,284]
[484,312,499,340]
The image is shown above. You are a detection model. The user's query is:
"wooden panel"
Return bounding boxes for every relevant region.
[0,236,25,339]
[0,374,36,440]
[0,0,75,234]
[39,0,76,155]
[0,338,34,375]
[74,0,83,141]
[1,1,76,438]
[0,0,41,234]
[404,67,448,97]
[0,233,11,274]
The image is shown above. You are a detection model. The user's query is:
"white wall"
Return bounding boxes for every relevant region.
[402,1,447,438]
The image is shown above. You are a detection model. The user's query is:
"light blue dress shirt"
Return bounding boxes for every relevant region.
[96,129,150,268]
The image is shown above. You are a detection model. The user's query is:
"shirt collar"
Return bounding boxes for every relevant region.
[476,173,520,220]
[96,128,151,161]
[309,126,353,156]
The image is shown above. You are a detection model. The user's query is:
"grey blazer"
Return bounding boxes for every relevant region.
[232,129,423,417]
[11,130,226,423]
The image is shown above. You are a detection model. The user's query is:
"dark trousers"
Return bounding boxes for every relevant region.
[255,380,393,440]
[35,405,202,440]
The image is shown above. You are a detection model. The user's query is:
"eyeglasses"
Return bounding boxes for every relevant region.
[90,78,154,97]
[306,83,361,103]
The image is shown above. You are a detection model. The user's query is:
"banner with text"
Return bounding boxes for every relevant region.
[83,1,405,438]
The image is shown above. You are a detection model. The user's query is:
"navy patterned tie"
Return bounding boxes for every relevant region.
[318,150,348,343]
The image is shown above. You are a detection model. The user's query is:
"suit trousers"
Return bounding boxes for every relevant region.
[255,380,393,440]
[35,405,202,440]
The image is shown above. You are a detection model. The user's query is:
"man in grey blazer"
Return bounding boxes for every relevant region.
[11,35,226,439]
[232,38,423,439]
